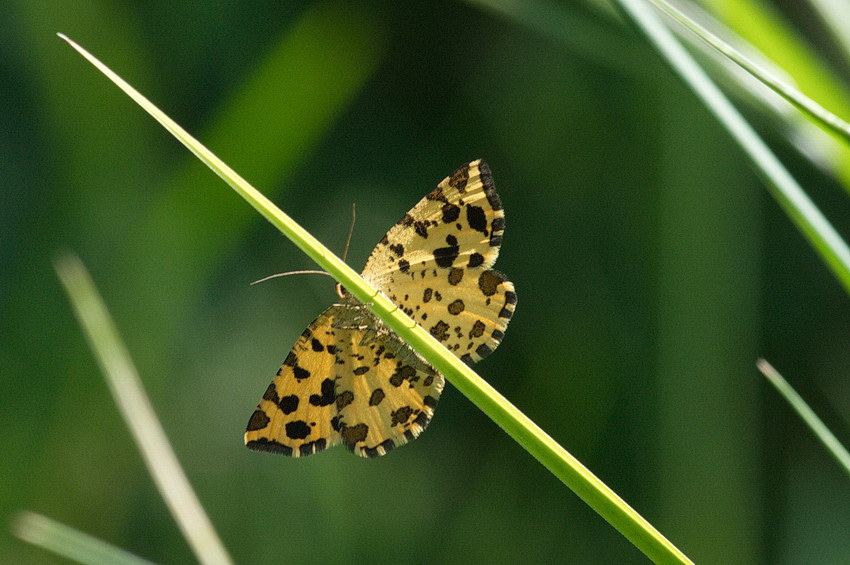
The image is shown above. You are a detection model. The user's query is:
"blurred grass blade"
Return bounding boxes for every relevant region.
[652,0,850,144]
[12,511,157,565]
[807,0,850,64]
[612,0,850,297]
[698,0,850,186]
[757,359,850,477]
[59,35,693,564]
[54,254,233,565]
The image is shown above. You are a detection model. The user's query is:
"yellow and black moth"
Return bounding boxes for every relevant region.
[245,160,516,457]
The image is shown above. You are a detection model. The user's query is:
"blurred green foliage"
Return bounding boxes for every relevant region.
[3,1,850,563]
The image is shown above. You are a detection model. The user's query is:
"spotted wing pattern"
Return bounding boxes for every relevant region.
[245,299,443,457]
[361,159,516,365]
[245,160,515,457]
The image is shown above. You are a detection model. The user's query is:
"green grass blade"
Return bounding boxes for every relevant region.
[12,511,157,565]
[611,0,850,297]
[699,0,850,185]
[59,34,693,564]
[651,0,850,144]
[53,253,233,565]
[807,0,850,64]
[757,359,850,477]
[701,0,850,123]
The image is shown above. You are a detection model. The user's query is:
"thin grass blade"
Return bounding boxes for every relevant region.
[12,511,157,565]
[54,253,233,565]
[651,0,850,144]
[758,359,850,477]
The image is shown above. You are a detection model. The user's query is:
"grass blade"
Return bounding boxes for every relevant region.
[651,0,850,144]
[807,0,850,65]
[54,253,233,565]
[12,511,157,565]
[758,359,850,477]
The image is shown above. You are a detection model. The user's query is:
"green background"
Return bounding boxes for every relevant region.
[3,1,850,563]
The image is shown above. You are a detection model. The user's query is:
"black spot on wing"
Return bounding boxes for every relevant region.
[478,269,506,297]
[262,383,280,404]
[430,321,450,342]
[285,420,312,440]
[447,299,465,315]
[469,320,485,338]
[246,410,270,431]
[441,203,460,223]
[336,390,354,410]
[414,221,429,238]
[391,406,414,426]
[369,389,385,406]
[389,365,417,387]
[466,205,487,233]
[448,163,470,191]
[309,378,335,407]
[434,235,459,268]
[341,423,369,448]
[292,362,311,381]
[279,395,299,414]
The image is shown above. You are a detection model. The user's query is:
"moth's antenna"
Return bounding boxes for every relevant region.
[342,203,356,263]
[254,203,357,297]
[332,203,357,299]
[250,270,334,286]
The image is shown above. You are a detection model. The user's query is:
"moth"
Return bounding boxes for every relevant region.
[245,160,515,457]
